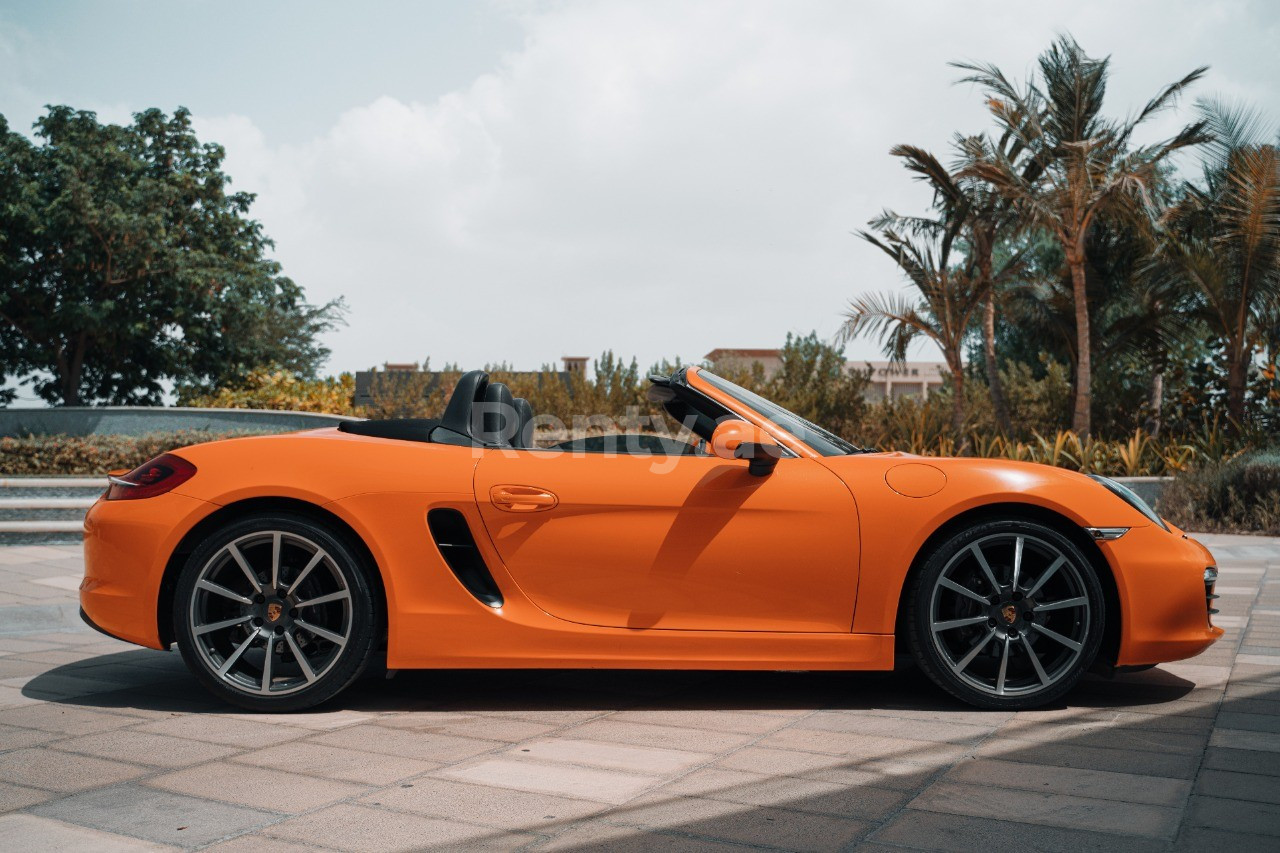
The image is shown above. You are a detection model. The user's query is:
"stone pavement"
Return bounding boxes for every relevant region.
[0,536,1277,852]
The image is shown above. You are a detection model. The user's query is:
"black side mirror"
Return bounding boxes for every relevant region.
[734,441,784,477]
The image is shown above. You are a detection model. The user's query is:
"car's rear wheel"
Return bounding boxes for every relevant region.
[906,519,1104,710]
[173,513,379,711]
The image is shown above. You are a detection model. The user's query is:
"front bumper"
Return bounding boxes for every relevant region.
[80,491,215,649]
[1102,525,1223,666]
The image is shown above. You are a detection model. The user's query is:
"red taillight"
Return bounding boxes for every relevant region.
[105,453,197,500]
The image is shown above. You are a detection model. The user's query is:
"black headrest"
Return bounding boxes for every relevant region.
[481,382,515,447]
[512,398,534,449]
[440,370,488,438]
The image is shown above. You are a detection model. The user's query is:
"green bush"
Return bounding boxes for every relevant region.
[1162,451,1280,535]
[0,430,264,476]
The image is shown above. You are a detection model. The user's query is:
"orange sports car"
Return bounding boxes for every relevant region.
[80,367,1221,711]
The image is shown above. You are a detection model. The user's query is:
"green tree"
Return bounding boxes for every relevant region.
[1152,99,1280,426]
[956,35,1208,435]
[0,106,342,406]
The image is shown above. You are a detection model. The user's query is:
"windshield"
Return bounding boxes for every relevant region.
[696,370,864,456]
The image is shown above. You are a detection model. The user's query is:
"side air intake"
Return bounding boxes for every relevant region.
[427,509,504,608]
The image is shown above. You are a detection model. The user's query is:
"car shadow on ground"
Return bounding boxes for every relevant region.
[21,645,1197,716]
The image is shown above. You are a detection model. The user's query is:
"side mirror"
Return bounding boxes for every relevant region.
[710,420,784,477]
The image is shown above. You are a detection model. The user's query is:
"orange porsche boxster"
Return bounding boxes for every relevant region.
[80,367,1221,711]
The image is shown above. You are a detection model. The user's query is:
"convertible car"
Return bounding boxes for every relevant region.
[80,367,1221,711]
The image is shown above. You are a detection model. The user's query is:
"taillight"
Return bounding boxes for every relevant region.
[105,453,197,500]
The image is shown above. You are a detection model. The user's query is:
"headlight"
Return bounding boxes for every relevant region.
[1088,475,1169,532]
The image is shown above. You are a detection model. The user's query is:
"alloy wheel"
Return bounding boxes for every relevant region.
[187,530,353,697]
[927,532,1091,698]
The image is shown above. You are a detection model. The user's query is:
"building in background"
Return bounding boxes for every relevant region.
[703,348,946,402]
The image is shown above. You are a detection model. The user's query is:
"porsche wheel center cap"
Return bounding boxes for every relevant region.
[1000,604,1018,625]
[266,602,283,623]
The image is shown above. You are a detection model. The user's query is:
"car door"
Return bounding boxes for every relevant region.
[472,447,860,632]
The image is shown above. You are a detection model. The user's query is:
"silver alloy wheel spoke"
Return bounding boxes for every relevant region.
[198,579,253,605]
[939,577,989,605]
[951,627,997,674]
[227,543,262,593]
[1035,596,1088,612]
[1031,622,1083,652]
[969,544,1002,594]
[1025,556,1065,599]
[194,615,252,636]
[284,630,318,683]
[285,550,327,597]
[1011,537,1024,590]
[217,633,258,677]
[191,531,353,698]
[295,589,351,609]
[295,618,347,647]
[995,636,1011,695]
[932,615,990,632]
[1022,634,1051,686]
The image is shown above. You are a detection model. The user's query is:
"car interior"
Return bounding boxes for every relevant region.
[338,369,727,455]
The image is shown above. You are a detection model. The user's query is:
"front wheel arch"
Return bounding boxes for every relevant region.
[158,497,386,649]
[894,502,1122,671]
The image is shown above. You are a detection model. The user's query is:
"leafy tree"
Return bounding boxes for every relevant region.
[1152,99,1280,426]
[0,106,342,406]
[956,35,1208,435]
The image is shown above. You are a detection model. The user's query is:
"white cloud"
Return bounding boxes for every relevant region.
[187,0,1278,375]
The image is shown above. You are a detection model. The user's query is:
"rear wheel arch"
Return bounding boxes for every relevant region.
[158,497,386,648]
[893,502,1122,669]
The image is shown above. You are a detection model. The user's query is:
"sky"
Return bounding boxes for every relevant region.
[2,0,1278,386]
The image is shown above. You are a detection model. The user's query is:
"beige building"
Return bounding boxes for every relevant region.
[703,348,947,402]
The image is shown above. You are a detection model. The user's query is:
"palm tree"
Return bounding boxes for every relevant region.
[841,219,984,439]
[886,141,1022,434]
[1152,99,1280,425]
[955,34,1208,435]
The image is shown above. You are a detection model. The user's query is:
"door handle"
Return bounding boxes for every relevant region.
[490,485,559,512]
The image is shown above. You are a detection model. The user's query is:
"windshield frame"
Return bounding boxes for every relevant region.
[685,368,865,457]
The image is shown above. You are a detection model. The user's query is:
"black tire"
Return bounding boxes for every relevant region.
[905,519,1104,710]
[173,513,380,711]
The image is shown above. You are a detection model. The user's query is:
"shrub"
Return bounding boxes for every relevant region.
[0,431,265,476]
[1162,451,1280,535]
[178,370,356,415]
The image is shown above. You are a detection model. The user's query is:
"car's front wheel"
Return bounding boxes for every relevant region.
[906,519,1104,710]
[173,513,379,711]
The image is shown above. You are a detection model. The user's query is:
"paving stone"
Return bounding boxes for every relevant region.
[52,729,239,768]
[0,703,138,735]
[1216,710,1280,734]
[945,757,1191,806]
[656,767,909,820]
[796,711,994,744]
[1186,794,1280,835]
[364,777,610,829]
[0,721,58,749]
[224,709,376,731]
[1194,768,1280,804]
[534,819,753,850]
[1201,745,1280,777]
[133,714,313,747]
[0,812,176,852]
[443,757,660,804]
[714,746,938,791]
[563,719,758,754]
[0,781,51,813]
[607,794,868,852]
[869,808,1169,852]
[30,784,276,847]
[264,802,538,851]
[308,723,502,762]
[201,837,322,853]
[1209,727,1280,754]
[909,780,1182,839]
[0,747,147,792]
[231,741,440,785]
[148,761,369,814]
[373,714,561,742]
[974,737,1201,779]
[1175,826,1280,850]
[513,738,712,775]
[757,727,966,766]
[607,709,788,735]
